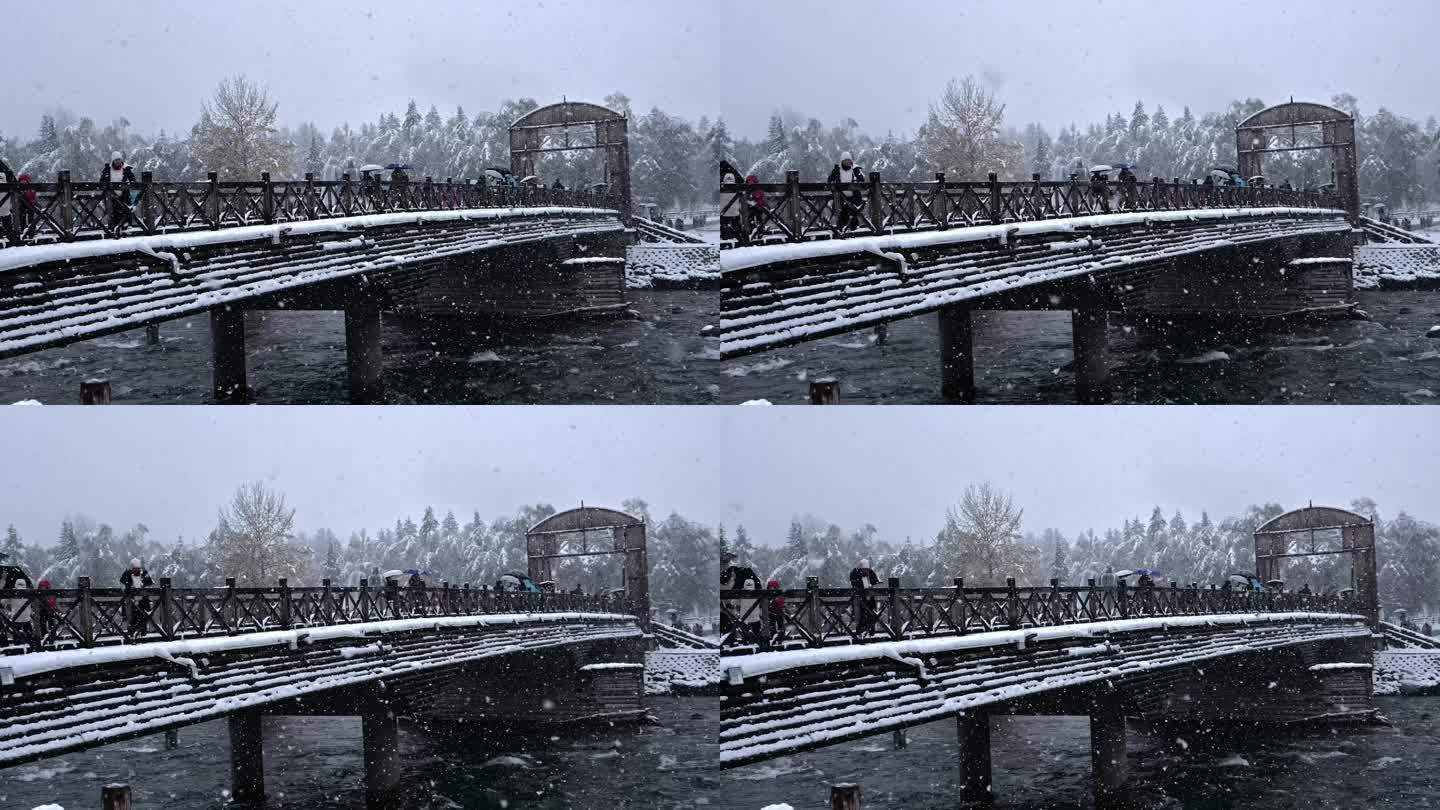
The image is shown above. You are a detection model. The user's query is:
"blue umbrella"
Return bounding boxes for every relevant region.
[384,163,412,170]
[1134,568,1161,576]
[402,568,432,576]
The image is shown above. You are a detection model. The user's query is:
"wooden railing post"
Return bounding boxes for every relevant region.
[1006,577,1020,629]
[1117,578,1129,619]
[101,783,131,810]
[462,582,472,614]
[277,578,291,629]
[205,172,220,228]
[1030,172,1043,218]
[319,577,333,623]
[260,171,274,224]
[1049,577,1061,624]
[934,172,950,228]
[868,171,883,233]
[158,577,174,639]
[887,577,901,639]
[805,575,821,645]
[77,576,94,646]
[140,171,156,233]
[303,172,318,219]
[988,172,1003,224]
[340,172,354,216]
[221,573,236,631]
[954,577,967,634]
[57,170,75,240]
[785,170,803,242]
[359,577,371,621]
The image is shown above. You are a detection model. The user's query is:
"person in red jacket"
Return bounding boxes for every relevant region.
[766,579,786,643]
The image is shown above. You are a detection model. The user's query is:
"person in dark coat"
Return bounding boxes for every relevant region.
[849,558,879,636]
[119,558,154,640]
[100,152,137,236]
[1117,166,1137,210]
[0,158,17,244]
[390,166,410,208]
[551,179,565,191]
[828,151,864,231]
[1089,170,1111,213]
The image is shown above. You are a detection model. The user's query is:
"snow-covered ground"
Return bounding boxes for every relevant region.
[1353,244,1440,289]
[645,648,720,694]
[1374,649,1440,695]
[625,243,719,289]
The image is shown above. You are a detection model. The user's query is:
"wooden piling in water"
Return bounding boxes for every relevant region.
[80,379,111,405]
[809,378,841,404]
[831,782,863,809]
[145,323,160,346]
[101,783,131,810]
[938,305,976,403]
[1071,307,1111,404]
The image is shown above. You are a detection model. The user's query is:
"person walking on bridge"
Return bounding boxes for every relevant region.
[849,559,879,637]
[119,558,153,640]
[100,152,137,237]
[766,579,787,644]
[720,172,743,242]
[829,152,865,232]
[0,157,17,245]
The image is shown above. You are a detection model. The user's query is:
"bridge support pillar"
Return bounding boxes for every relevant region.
[210,306,248,404]
[1089,698,1128,802]
[1071,307,1110,404]
[362,708,402,807]
[956,710,992,805]
[227,709,265,805]
[344,300,385,405]
[938,305,976,404]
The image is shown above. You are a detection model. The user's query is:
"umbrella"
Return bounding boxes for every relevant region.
[1208,166,1238,175]
[1227,574,1251,585]
[1265,579,1285,587]
[1113,569,1134,578]
[1134,568,1161,577]
[519,175,540,186]
[401,568,432,576]
[1248,176,1266,184]
[1209,169,1232,178]
[384,163,411,170]
[1113,163,1137,170]
[358,164,385,173]
[380,569,404,580]
[1090,164,1113,173]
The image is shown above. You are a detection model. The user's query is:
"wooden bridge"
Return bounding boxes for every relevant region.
[719,578,1373,804]
[719,175,1352,402]
[0,576,646,806]
[0,172,630,403]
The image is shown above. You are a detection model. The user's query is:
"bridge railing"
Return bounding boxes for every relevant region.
[720,576,1354,652]
[0,171,621,248]
[0,575,635,652]
[719,170,1340,247]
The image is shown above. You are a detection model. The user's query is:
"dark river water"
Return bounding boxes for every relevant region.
[721,696,1440,809]
[0,291,719,405]
[0,697,716,810]
[720,291,1440,404]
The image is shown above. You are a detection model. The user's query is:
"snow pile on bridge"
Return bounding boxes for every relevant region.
[626,244,719,289]
[1374,649,1440,695]
[645,648,721,694]
[1353,244,1440,289]
[719,206,1347,272]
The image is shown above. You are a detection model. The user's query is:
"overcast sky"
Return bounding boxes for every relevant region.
[718,407,1440,546]
[0,408,720,546]
[721,0,1440,139]
[3,1,717,137]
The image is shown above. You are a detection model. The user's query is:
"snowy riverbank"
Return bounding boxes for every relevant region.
[1374,649,1440,695]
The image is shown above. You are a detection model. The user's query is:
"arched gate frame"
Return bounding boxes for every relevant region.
[526,506,649,631]
[1254,505,1377,627]
[510,101,632,220]
[1236,101,1360,222]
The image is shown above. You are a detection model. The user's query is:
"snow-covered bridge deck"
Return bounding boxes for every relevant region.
[0,610,641,767]
[719,611,1371,768]
[0,206,624,361]
[719,206,1351,359]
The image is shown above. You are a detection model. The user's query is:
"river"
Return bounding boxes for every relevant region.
[0,290,719,405]
[721,695,1440,809]
[0,696,717,809]
[720,290,1440,404]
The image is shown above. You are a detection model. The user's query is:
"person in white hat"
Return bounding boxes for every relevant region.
[99,151,137,236]
[828,151,864,232]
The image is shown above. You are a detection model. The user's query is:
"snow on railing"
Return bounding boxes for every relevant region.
[720,575,1356,652]
[719,170,1341,247]
[0,170,620,248]
[0,575,634,651]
